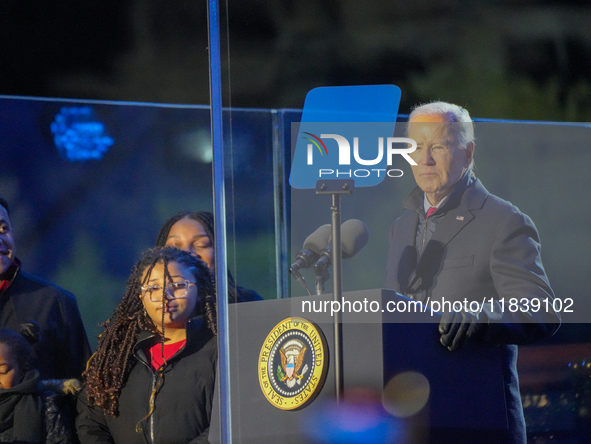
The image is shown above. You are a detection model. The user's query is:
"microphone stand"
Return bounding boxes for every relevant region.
[314,259,330,296]
[315,178,354,404]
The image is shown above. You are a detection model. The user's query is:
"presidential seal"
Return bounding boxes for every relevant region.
[258,317,328,410]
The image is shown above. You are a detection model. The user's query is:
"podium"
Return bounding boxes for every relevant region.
[209,289,509,443]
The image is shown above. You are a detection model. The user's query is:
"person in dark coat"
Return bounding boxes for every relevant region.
[156,211,263,303]
[385,102,560,444]
[77,247,217,444]
[0,197,91,380]
[0,325,80,444]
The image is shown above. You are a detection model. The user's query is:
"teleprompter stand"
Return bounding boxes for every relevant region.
[314,178,354,403]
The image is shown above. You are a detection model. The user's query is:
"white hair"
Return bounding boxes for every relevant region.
[408,101,475,170]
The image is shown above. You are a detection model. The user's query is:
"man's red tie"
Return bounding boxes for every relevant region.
[426,207,437,218]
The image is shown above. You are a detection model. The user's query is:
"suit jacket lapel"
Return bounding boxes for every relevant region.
[427,205,474,248]
[423,176,489,251]
[408,177,489,295]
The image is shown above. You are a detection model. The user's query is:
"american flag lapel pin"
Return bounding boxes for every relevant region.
[456,215,465,221]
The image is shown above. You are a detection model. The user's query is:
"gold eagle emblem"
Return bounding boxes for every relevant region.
[279,339,309,388]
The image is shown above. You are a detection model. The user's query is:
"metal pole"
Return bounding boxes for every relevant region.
[207,0,232,442]
[331,193,344,402]
[271,110,289,299]
[315,179,354,403]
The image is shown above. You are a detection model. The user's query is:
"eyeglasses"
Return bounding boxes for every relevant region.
[140,280,196,302]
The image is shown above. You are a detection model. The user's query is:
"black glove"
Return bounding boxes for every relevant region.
[439,309,486,351]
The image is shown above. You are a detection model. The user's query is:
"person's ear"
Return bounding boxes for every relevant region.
[464,142,474,167]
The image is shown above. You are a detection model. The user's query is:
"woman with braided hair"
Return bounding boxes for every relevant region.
[156,211,263,303]
[76,247,217,444]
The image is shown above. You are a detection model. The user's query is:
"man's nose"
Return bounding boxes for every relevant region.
[420,148,435,165]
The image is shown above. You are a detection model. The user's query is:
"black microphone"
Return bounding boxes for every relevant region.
[290,224,332,288]
[313,219,370,271]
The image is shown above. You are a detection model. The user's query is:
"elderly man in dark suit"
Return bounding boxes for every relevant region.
[385,102,560,444]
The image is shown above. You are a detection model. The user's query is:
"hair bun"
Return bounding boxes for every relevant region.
[19,321,41,345]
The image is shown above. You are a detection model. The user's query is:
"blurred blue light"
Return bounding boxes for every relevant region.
[304,393,404,444]
[51,106,114,161]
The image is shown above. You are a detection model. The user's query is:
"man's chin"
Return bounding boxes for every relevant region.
[418,182,443,194]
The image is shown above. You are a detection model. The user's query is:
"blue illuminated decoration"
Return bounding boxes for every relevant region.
[50,106,114,161]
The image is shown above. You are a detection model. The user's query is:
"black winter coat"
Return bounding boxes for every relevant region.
[0,263,91,380]
[76,317,217,444]
[0,370,78,444]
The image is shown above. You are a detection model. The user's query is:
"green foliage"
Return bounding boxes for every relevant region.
[410,56,591,122]
[228,232,276,300]
[277,364,286,381]
[52,232,125,350]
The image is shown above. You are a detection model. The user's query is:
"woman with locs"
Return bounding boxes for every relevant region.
[76,247,217,444]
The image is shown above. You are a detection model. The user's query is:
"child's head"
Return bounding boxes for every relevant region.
[137,246,216,334]
[0,327,35,389]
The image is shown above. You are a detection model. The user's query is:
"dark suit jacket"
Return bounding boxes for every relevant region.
[386,172,560,444]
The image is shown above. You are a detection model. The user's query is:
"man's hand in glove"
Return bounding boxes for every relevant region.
[439,309,486,351]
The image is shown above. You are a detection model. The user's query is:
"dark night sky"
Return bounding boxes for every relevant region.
[2,1,590,120]
[1,2,131,95]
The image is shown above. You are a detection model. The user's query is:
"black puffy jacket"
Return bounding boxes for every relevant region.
[0,370,79,444]
[76,317,217,444]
